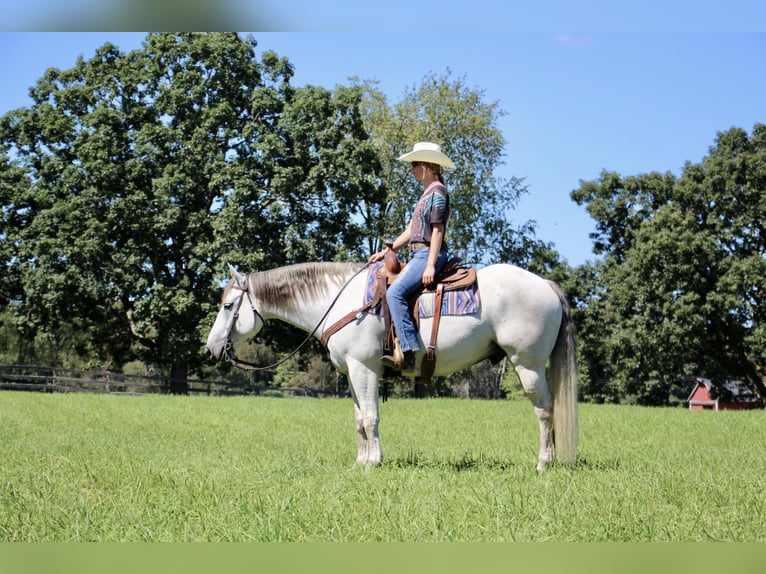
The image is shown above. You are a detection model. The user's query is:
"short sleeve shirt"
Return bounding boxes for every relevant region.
[409,181,450,248]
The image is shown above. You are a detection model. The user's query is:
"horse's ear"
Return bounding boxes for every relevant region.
[228,263,247,287]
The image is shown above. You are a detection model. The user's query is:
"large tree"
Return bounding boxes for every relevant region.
[353,72,555,269]
[571,124,766,404]
[0,33,379,390]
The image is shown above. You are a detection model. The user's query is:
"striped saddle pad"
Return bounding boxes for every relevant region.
[363,262,481,318]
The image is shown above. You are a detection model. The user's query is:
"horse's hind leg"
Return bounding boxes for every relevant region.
[515,364,554,472]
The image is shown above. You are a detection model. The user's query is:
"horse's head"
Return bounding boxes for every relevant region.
[204,264,264,361]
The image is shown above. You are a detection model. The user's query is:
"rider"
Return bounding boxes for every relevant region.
[369,142,454,372]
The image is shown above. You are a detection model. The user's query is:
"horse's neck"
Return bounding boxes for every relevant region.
[261,298,329,334]
[257,266,360,334]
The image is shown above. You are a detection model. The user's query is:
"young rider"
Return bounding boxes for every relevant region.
[368,142,454,371]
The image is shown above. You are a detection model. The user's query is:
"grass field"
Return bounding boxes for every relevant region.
[0,391,764,542]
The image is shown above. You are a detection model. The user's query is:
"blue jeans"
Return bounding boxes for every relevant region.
[386,247,449,353]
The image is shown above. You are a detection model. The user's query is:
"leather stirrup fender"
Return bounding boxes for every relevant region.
[420,283,445,385]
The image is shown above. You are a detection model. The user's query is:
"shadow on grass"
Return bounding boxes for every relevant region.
[389,449,517,472]
[572,456,622,471]
[388,451,621,473]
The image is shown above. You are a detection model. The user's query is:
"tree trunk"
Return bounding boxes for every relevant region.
[169,361,189,395]
[743,352,766,400]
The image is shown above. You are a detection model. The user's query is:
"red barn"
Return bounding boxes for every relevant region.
[687,378,764,411]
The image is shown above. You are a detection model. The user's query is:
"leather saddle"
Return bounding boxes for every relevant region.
[378,250,475,291]
[376,248,477,384]
[320,248,477,387]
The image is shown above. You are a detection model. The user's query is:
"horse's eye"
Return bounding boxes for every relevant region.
[223,302,233,310]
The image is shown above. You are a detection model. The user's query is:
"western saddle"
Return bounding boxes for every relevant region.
[321,245,477,385]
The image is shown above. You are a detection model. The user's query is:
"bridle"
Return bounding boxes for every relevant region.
[221,263,371,372]
[221,274,298,371]
[220,276,265,366]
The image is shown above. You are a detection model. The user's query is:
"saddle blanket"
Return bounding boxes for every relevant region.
[364,262,481,318]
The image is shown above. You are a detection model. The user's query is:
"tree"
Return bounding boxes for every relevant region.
[343,72,564,398]
[1,35,565,396]
[348,71,570,398]
[672,125,766,399]
[0,33,379,390]
[571,124,766,404]
[352,72,554,268]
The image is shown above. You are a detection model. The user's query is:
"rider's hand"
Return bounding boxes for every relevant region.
[368,247,388,263]
[422,263,436,286]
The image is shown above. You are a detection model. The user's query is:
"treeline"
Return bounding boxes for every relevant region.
[564,124,766,404]
[1,33,763,405]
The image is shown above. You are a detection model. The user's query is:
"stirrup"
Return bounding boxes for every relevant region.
[382,340,404,370]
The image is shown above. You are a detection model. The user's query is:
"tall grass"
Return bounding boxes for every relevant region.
[0,392,763,541]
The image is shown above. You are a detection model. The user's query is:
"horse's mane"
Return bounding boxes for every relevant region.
[248,262,365,307]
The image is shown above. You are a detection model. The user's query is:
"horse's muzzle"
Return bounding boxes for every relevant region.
[204,340,232,362]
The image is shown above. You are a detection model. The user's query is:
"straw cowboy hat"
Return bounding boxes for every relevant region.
[397,142,455,169]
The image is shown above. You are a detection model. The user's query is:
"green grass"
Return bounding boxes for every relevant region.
[0,392,764,541]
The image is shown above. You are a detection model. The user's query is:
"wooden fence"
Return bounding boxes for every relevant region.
[0,364,346,398]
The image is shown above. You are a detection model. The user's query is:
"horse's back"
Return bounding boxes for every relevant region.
[476,263,563,355]
[477,263,561,311]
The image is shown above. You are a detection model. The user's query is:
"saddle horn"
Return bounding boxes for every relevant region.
[384,242,401,274]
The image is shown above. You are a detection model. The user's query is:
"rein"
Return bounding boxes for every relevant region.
[226,262,372,372]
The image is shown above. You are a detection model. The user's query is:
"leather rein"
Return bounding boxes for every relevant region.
[223,263,371,372]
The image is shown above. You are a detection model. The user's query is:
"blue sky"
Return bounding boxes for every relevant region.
[1,31,764,265]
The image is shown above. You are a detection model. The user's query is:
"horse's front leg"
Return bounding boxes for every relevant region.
[347,360,383,466]
[352,401,370,464]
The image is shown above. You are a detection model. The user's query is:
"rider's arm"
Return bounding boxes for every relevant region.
[369,222,412,262]
[389,222,412,251]
[422,223,444,285]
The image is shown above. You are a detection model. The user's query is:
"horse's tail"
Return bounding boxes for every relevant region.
[547,280,579,466]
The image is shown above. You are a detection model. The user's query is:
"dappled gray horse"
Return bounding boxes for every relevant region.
[205,262,578,471]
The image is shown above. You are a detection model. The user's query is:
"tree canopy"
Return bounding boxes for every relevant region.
[352,72,555,269]
[0,33,380,388]
[6,32,759,406]
[571,124,766,404]
[0,33,543,390]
